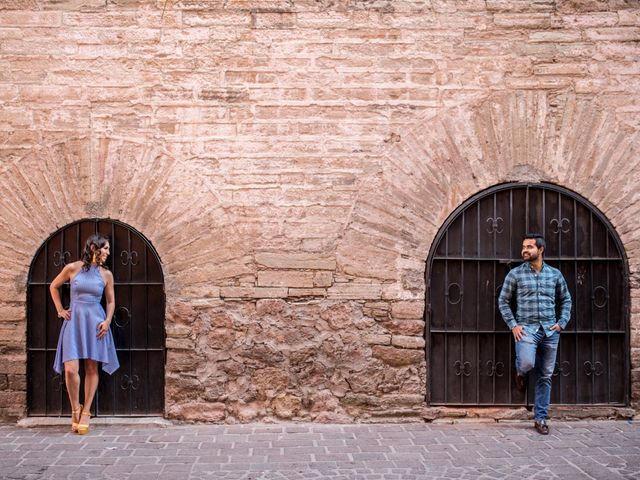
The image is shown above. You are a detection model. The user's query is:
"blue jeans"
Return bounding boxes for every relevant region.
[515,326,560,421]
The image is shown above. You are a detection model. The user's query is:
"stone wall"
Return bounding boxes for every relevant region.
[0,0,639,421]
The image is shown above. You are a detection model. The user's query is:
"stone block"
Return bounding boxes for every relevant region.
[381,394,424,407]
[561,12,619,28]
[0,11,61,27]
[220,287,287,299]
[166,337,195,350]
[342,393,381,407]
[493,13,552,28]
[618,10,640,27]
[0,305,23,322]
[62,12,137,27]
[391,335,425,349]
[166,301,196,325]
[287,288,327,297]
[8,374,25,391]
[256,299,286,315]
[327,283,382,300]
[313,271,333,287]
[167,401,226,422]
[371,346,424,367]
[550,406,635,419]
[363,334,391,345]
[382,319,425,336]
[585,27,640,41]
[271,393,302,419]
[209,311,234,328]
[208,327,235,350]
[252,11,296,29]
[528,31,582,42]
[363,302,390,319]
[255,252,336,270]
[257,270,315,288]
[0,355,26,375]
[391,301,424,319]
[433,407,470,418]
[166,324,191,338]
[534,63,588,75]
[0,390,25,407]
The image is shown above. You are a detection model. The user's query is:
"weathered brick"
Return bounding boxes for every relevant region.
[182,11,251,27]
[493,13,553,28]
[327,283,382,300]
[313,271,333,287]
[561,13,619,28]
[257,271,315,288]
[252,11,296,29]
[382,320,425,336]
[371,346,424,367]
[391,335,425,349]
[255,253,336,270]
[287,288,327,297]
[0,391,25,407]
[0,11,61,26]
[618,10,640,27]
[0,355,26,375]
[62,12,136,26]
[220,287,288,299]
[528,31,582,42]
[0,305,23,322]
[585,27,640,41]
[533,63,589,75]
[391,301,424,320]
[364,334,391,346]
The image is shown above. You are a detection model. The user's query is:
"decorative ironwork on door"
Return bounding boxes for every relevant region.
[27,219,165,416]
[426,184,629,406]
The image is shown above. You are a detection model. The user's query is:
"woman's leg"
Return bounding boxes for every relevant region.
[81,359,99,424]
[63,360,81,413]
[76,359,99,434]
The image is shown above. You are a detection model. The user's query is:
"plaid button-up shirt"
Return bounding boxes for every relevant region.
[498,261,572,337]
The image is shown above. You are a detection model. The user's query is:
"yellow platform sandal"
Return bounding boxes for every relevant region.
[71,404,83,433]
[76,409,91,435]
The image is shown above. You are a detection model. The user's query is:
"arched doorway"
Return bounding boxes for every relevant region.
[426,183,629,406]
[27,219,165,416]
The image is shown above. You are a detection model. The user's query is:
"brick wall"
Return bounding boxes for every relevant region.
[0,0,639,421]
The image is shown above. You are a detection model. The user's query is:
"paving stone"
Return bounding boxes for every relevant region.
[0,421,638,479]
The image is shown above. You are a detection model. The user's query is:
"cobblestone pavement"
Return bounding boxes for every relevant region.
[0,420,638,479]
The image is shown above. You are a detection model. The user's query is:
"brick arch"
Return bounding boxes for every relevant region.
[338,90,640,291]
[337,90,640,407]
[0,136,249,301]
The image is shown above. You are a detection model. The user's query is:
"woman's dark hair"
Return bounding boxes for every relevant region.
[81,234,110,271]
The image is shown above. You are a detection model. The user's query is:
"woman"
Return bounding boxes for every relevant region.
[51,233,120,435]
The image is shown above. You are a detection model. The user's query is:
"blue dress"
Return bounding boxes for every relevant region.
[53,265,120,375]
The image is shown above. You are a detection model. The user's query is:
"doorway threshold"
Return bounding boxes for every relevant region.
[17,417,172,428]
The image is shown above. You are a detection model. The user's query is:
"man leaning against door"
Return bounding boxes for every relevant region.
[498,233,572,435]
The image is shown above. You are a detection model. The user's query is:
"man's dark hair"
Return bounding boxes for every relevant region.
[523,233,546,251]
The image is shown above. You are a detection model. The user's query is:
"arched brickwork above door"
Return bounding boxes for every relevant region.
[337,90,640,407]
[0,137,249,299]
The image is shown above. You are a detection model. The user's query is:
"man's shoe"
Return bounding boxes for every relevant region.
[514,372,526,392]
[534,420,549,435]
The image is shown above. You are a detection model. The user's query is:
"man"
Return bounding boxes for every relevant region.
[498,233,572,435]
